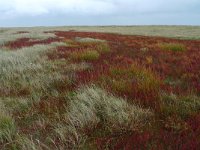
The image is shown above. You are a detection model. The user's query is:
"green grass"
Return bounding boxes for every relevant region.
[70,50,100,61]
[0,102,16,143]
[96,42,110,53]
[159,43,186,52]
[161,93,200,119]
[108,63,161,103]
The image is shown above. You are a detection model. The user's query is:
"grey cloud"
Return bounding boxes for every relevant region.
[0,0,199,26]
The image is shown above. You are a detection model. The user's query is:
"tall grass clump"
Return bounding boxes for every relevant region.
[67,85,153,131]
[130,63,160,93]
[0,42,68,97]
[55,85,153,148]
[159,43,186,52]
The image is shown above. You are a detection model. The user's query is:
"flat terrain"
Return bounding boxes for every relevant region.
[1,25,200,39]
[0,26,200,149]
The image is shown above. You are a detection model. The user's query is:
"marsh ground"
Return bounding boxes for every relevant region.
[0,26,200,149]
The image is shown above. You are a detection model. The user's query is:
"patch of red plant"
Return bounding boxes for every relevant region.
[6,37,61,49]
[54,31,200,96]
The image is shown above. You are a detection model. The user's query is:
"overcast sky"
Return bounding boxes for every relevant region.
[0,0,200,27]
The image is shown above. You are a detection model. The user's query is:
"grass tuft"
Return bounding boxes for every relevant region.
[52,85,154,148]
[96,42,110,53]
[67,85,153,130]
[158,43,186,52]
[70,50,100,61]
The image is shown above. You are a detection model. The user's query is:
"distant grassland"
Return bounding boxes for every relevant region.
[1,26,200,40]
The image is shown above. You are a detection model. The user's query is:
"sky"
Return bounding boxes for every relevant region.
[0,0,200,27]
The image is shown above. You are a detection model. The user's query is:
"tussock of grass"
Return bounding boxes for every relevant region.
[0,42,70,97]
[70,50,100,61]
[159,43,186,52]
[161,93,200,118]
[130,63,160,92]
[96,42,110,53]
[52,85,153,148]
[67,85,153,130]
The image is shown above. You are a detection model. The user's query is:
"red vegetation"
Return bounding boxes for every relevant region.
[7,30,200,149]
[52,31,200,149]
[6,37,61,49]
[54,31,200,99]
[96,114,200,150]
